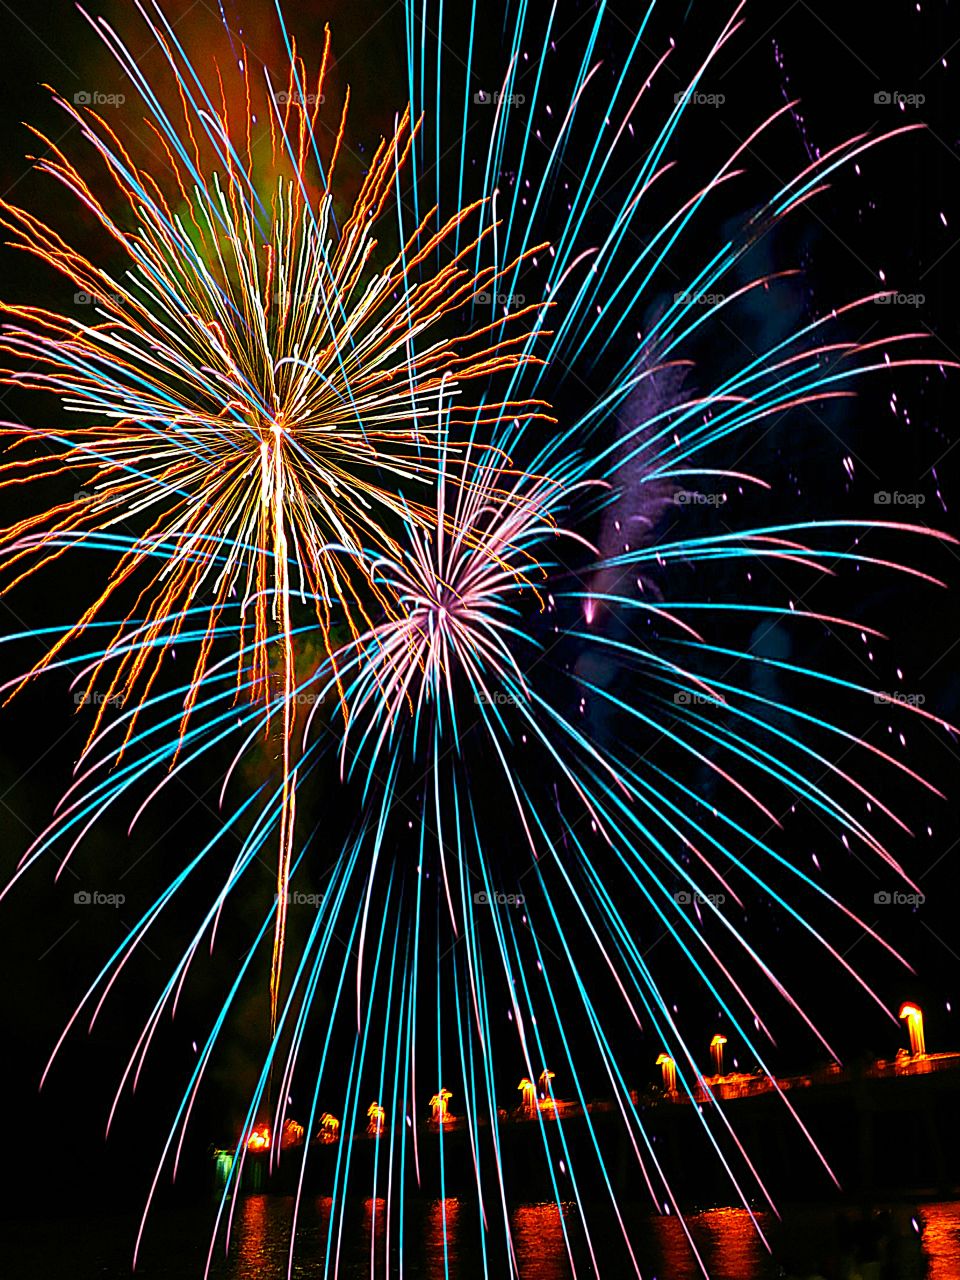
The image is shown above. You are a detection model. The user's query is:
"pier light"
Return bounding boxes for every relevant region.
[656,1053,677,1093]
[317,1113,340,1144]
[429,1088,453,1124]
[246,1124,271,1152]
[899,1002,926,1057]
[367,1101,385,1136]
[518,1077,537,1117]
[710,1034,727,1077]
[213,1149,234,1186]
[280,1118,304,1149]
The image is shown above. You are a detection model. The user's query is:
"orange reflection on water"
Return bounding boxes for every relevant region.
[511,1202,571,1279]
[922,1202,960,1279]
[423,1197,461,1279]
[653,1206,766,1280]
[232,1193,270,1280]
[363,1196,387,1274]
[695,1207,767,1279]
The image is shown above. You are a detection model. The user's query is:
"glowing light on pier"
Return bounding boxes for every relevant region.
[429,1089,453,1126]
[367,1102,385,1136]
[710,1035,728,1077]
[518,1078,537,1118]
[900,1003,927,1057]
[317,1114,340,1145]
[657,1053,678,1094]
[280,1119,304,1149]
[213,1149,234,1186]
[246,1124,270,1152]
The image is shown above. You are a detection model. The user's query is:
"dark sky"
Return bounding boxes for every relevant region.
[0,0,958,1227]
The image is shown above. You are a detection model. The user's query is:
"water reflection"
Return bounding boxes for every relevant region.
[922,1202,960,1279]
[695,1207,767,1278]
[649,1206,767,1280]
[363,1197,387,1274]
[224,1196,767,1278]
[211,1193,960,1278]
[512,1202,571,1279]
[423,1197,460,1278]
[231,1192,270,1280]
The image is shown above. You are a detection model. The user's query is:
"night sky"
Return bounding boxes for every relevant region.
[0,0,958,1233]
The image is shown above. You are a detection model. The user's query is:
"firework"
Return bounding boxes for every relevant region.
[0,2,955,1277]
[0,9,550,1014]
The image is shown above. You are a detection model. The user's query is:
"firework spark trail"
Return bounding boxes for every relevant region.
[0,1,956,1276]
